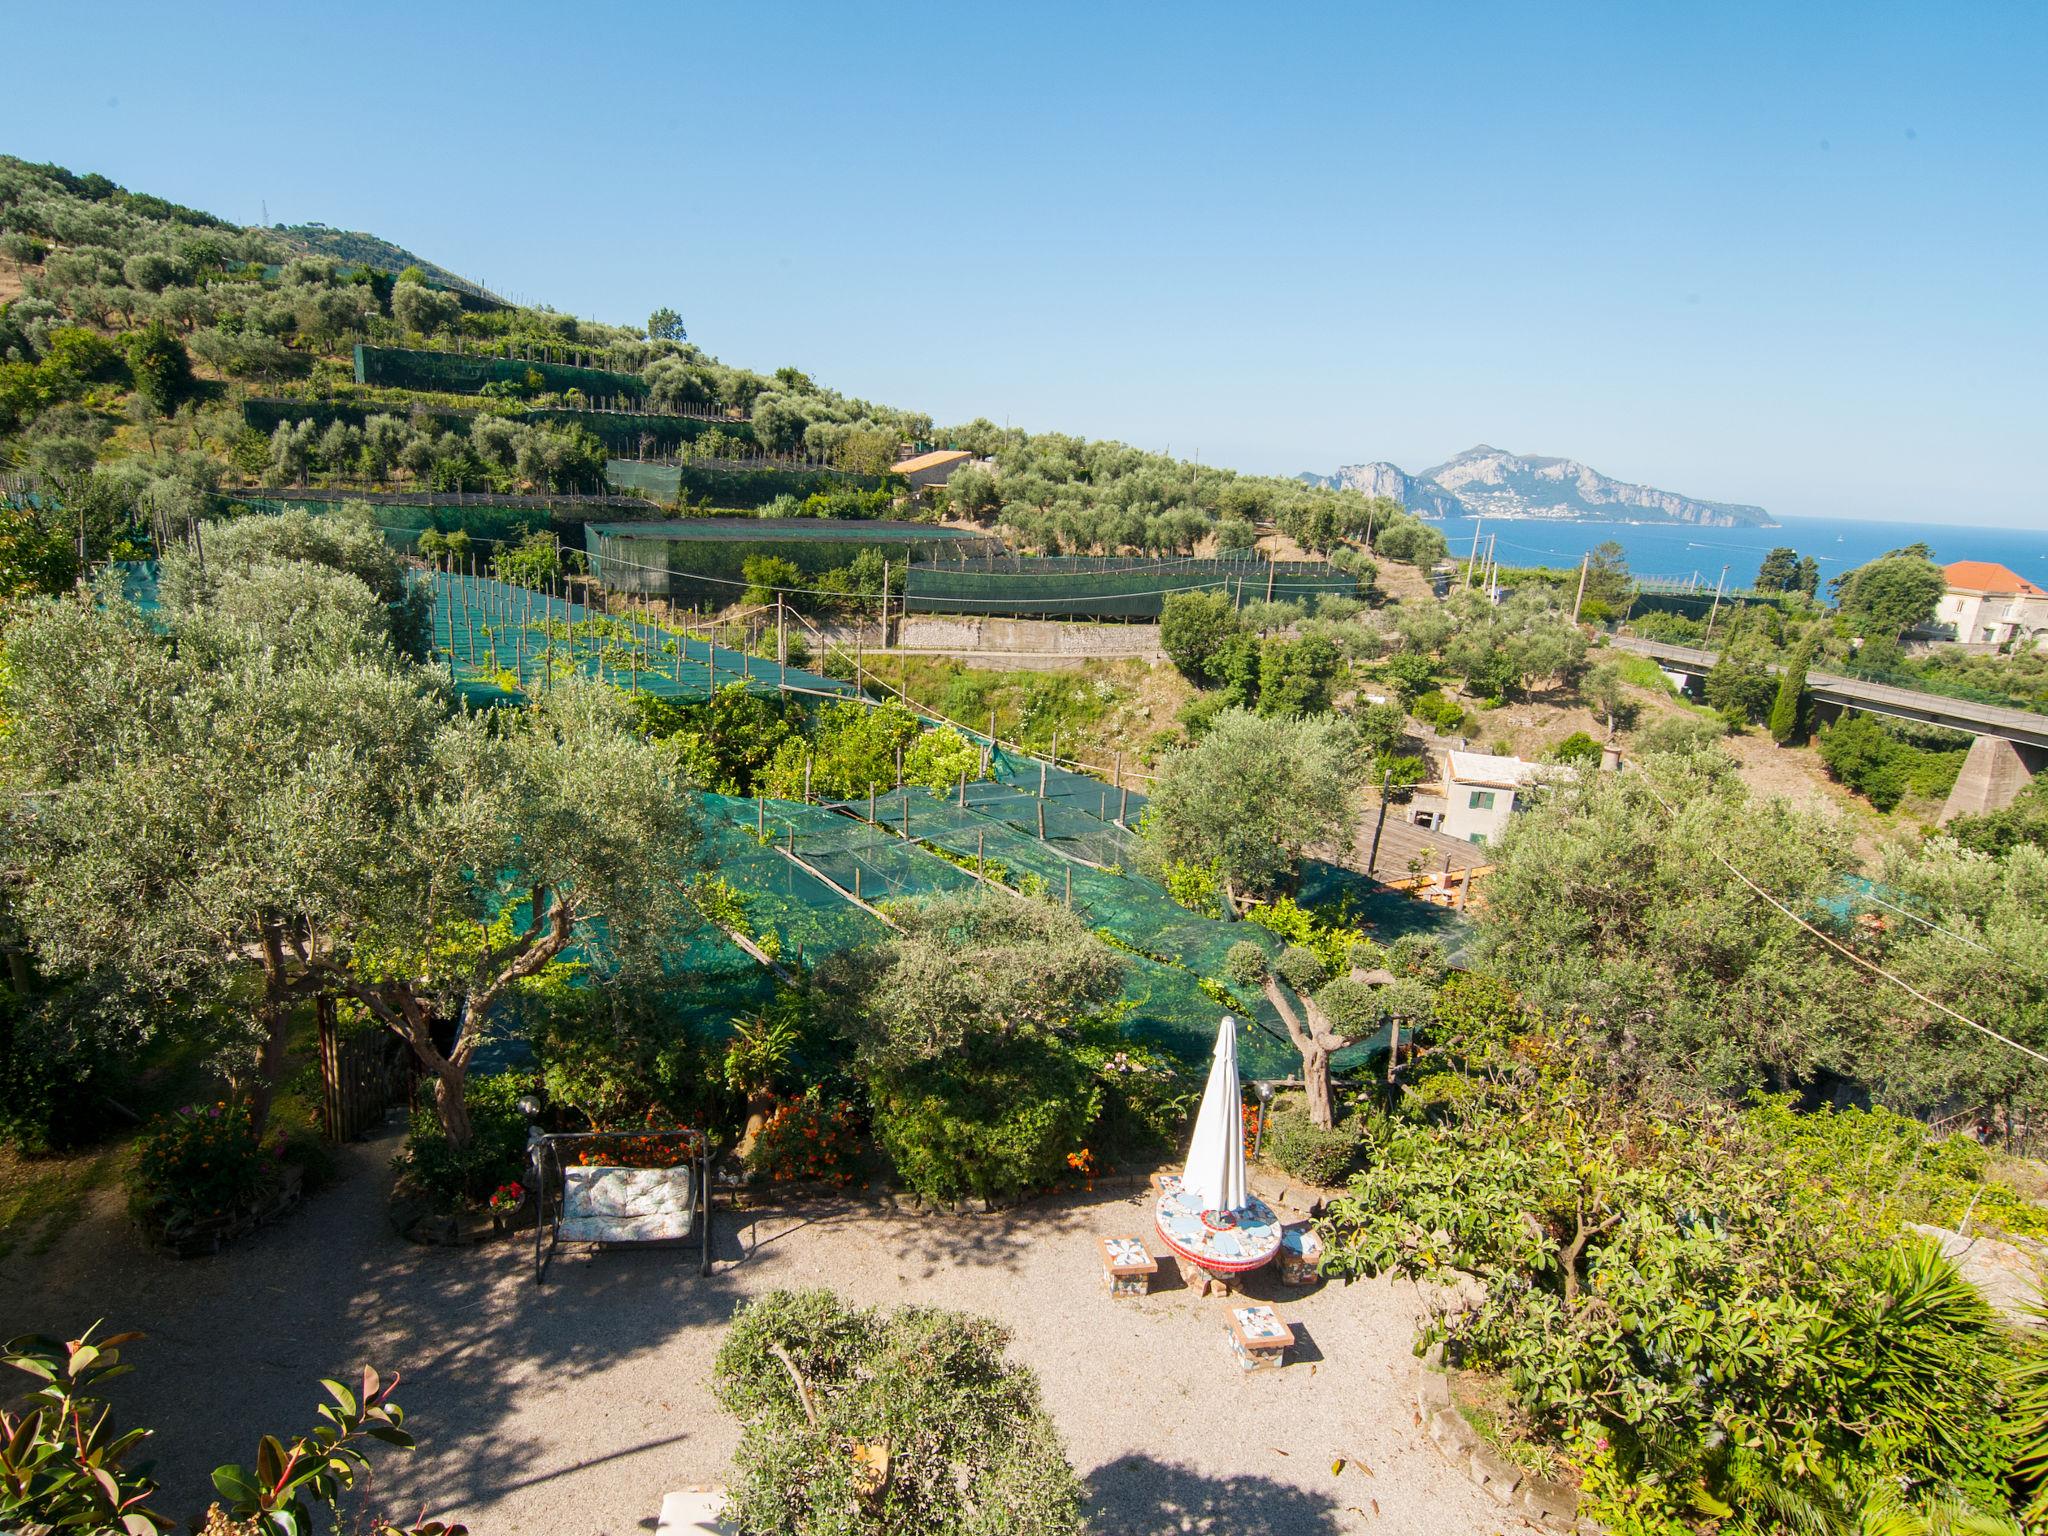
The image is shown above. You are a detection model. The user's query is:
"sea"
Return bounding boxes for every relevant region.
[1428,513,2048,589]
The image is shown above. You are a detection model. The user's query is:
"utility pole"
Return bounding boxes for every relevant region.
[1703,564,1729,643]
[1571,551,1590,625]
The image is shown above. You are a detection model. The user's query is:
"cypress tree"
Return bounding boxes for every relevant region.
[1769,634,1814,745]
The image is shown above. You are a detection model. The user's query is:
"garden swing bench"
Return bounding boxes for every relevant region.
[532,1127,712,1283]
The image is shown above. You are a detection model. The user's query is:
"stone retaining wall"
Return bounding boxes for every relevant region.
[1414,1344,1594,1532]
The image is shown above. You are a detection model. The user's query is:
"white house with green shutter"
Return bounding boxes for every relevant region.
[1439,750,1558,846]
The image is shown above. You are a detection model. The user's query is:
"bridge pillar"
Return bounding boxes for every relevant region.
[1940,736,2047,824]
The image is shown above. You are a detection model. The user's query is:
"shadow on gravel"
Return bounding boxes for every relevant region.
[1084,1456,1346,1535]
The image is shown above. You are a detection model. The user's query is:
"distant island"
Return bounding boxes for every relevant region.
[1300,444,1777,529]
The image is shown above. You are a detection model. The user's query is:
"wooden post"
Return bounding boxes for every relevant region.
[901,795,910,840]
[1265,557,1275,602]
[1064,865,1072,907]
[895,743,904,790]
[854,864,862,901]
[757,796,765,836]
[1367,769,1394,876]
[988,708,997,749]
[1118,781,1129,825]
[957,770,967,808]
[1037,800,1047,840]
[1038,758,1048,796]
[1571,552,1590,625]
[803,752,812,803]
[977,827,985,878]
[1387,1016,1402,1085]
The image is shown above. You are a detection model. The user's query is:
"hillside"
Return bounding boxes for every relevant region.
[268,222,503,302]
[1305,443,1775,527]
[0,153,1449,580]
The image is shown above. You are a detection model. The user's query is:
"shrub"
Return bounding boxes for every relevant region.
[1161,855,1224,917]
[869,1035,1100,1205]
[1259,1096,1369,1186]
[1323,1018,2027,1523]
[1074,1028,1196,1162]
[0,1326,465,1536]
[1410,689,1468,734]
[530,976,725,1131]
[1548,731,1602,766]
[713,1289,1082,1536]
[129,1100,275,1234]
[392,1072,534,1214]
[748,1088,862,1186]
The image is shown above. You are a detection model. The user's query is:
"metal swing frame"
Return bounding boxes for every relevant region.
[532,1127,711,1283]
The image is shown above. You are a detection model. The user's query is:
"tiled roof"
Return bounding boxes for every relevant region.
[1943,560,2044,597]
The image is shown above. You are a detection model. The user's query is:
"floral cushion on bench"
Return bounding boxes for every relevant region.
[558,1164,696,1243]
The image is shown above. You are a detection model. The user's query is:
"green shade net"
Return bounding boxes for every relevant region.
[426,569,857,707]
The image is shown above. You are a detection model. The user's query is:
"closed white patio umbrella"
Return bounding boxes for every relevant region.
[1181,1014,1248,1216]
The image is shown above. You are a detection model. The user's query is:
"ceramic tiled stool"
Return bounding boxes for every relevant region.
[1276,1223,1324,1286]
[1227,1305,1294,1371]
[1099,1235,1158,1297]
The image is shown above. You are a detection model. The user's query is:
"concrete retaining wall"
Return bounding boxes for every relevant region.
[895,616,1163,659]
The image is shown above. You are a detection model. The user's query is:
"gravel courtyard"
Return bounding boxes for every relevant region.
[3,1132,1516,1536]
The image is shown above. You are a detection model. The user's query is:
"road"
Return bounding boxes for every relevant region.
[1610,636,2048,749]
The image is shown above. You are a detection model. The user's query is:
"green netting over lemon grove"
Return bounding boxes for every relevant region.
[354,343,647,400]
[903,554,1362,620]
[697,793,1308,1077]
[585,515,988,600]
[426,569,859,707]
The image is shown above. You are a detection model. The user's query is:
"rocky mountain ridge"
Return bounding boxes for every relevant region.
[1300,444,1774,527]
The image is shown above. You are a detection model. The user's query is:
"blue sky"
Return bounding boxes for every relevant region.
[10,2,2044,526]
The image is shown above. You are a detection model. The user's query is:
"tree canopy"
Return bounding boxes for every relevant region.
[1139,708,1361,911]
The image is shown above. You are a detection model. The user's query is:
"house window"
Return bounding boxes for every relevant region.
[1467,790,1496,810]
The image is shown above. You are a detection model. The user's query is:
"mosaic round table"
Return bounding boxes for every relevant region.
[1152,1175,1283,1287]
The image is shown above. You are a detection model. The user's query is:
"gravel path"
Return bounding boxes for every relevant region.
[2,1133,1516,1536]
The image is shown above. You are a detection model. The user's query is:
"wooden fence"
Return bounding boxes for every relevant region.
[317,1001,416,1143]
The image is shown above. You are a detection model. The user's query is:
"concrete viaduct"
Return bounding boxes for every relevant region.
[1608,636,2047,822]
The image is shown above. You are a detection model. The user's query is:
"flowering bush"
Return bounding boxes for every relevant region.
[129,1101,275,1233]
[566,1114,707,1169]
[1065,1148,1096,1190]
[747,1089,861,1186]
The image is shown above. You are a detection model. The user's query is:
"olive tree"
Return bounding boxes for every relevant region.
[1225,943,1430,1127]
[714,1289,1082,1536]
[1472,757,1871,1095]
[0,589,451,1131]
[828,891,1123,1203]
[160,503,430,657]
[2,588,700,1145]
[1139,708,1361,914]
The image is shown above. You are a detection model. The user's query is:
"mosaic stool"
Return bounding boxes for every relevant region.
[1227,1305,1294,1372]
[1276,1223,1324,1286]
[1099,1235,1158,1298]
